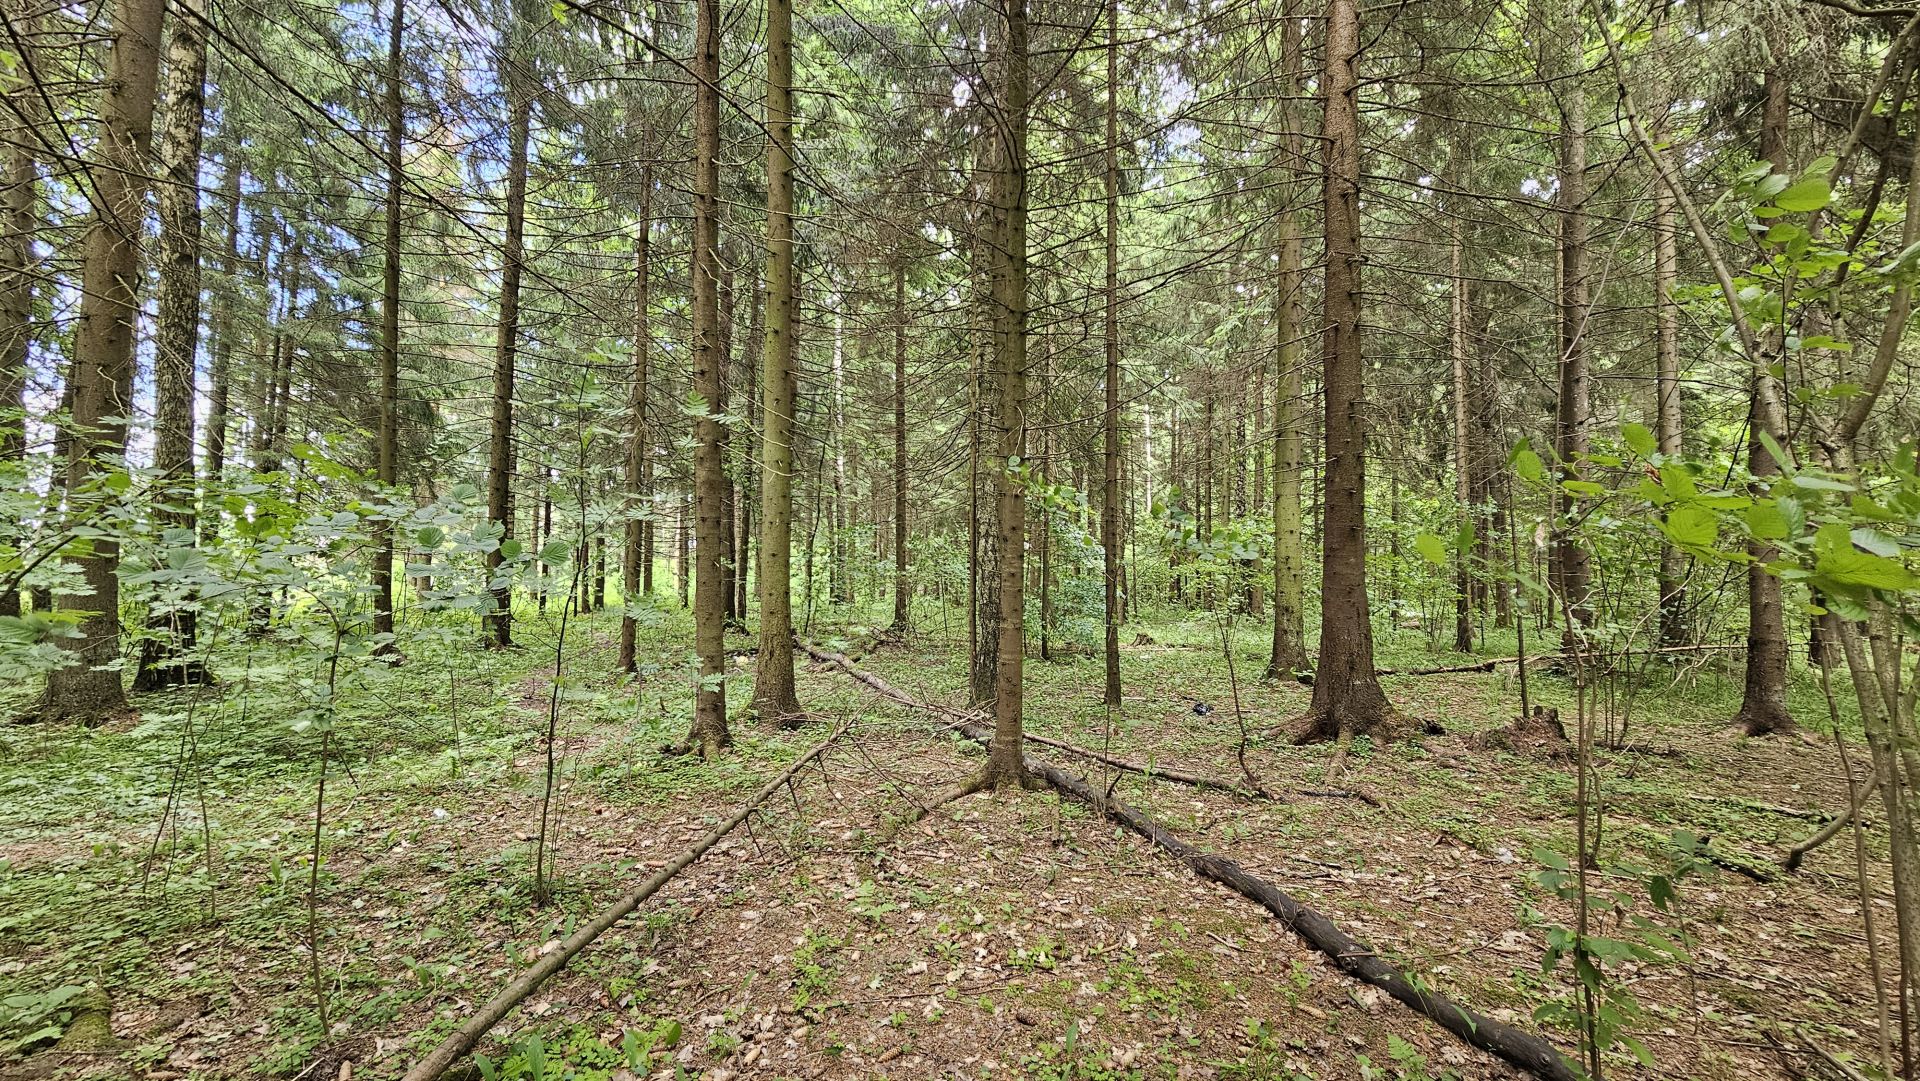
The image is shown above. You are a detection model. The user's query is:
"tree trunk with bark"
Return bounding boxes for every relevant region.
[1653,172,1686,647]
[1551,24,1592,652]
[1100,0,1123,704]
[372,0,405,649]
[1267,5,1310,681]
[203,156,241,544]
[892,261,911,633]
[753,12,803,719]
[1733,60,1795,737]
[619,176,653,674]
[685,0,731,756]
[42,0,166,722]
[981,0,1030,787]
[133,0,211,691]
[1447,130,1475,656]
[1297,0,1397,742]
[0,0,39,618]
[485,21,531,649]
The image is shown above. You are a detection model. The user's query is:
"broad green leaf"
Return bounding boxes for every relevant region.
[1414,533,1449,565]
[1512,444,1543,483]
[1620,422,1656,457]
[1790,474,1855,493]
[1661,504,1717,549]
[1743,501,1789,539]
[1774,175,1830,212]
[1659,462,1697,500]
[1850,528,1900,557]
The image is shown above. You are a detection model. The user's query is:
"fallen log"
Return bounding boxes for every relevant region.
[798,642,1265,798]
[401,720,853,1081]
[1680,792,1828,822]
[806,646,1581,1081]
[1377,642,1741,677]
[1783,774,1881,871]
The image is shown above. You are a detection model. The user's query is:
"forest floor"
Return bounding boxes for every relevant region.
[0,604,1889,1081]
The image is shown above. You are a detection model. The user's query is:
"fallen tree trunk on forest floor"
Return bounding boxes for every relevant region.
[799,642,1284,799]
[803,645,1582,1081]
[1783,774,1881,871]
[400,720,854,1081]
[1376,642,1741,677]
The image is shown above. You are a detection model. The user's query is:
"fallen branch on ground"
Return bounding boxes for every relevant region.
[1784,774,1881,871]
[807,647,1580,1081]
[401,720,853,1081]
[800,642,1270,799]
[1680,792,1828,822]
[1376,642,1741,677]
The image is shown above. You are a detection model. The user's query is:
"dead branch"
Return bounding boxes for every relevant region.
[800,642,1267,798]
[809,647,1582,1081]
[1784,774,1882,871]
[400,720,854,1081]
[1376,642,1741,677]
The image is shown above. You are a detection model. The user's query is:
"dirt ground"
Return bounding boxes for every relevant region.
[0,621,1890,1081]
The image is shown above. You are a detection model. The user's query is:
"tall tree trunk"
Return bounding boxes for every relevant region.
[828,307,852,606]
[1037,339,1051,661]
[753,8,803,718]
[1735,59,1796,736]
[1652,171,1686,647]
[485,24,531,649]
[980,0,1030,787]
[1268,7,1310,679]
[734,279,760,625]
[891,260,911,633]
[203,155,241,543]
[1447,134,1474,656]
[685,0,731,756]
[1100,0,1122,704]
[1297,0,1396,741]
[619,175,653,674]
[373,0,405,648]
[968,246,999,705]
[676,492,690,607]
[716,266,737,627]
[41,0,166,723]
[133,0,211,691]
[1552,23,1592,653]
[0,0,39,619]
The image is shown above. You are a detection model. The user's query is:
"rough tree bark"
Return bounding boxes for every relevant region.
[484,17,531,649]
[968,234,1000,706]
[0,2,35,468]
[892,260,911,633]
[981,0,1030,787]
[1551,18,1592,652]
[619,175,653,674]
[133,0,211,692]
[373,0,405,649]
[0,0,39,618]
[752,3,804,719]
[1267,3,1310,681]
[203,156,241,545]
[1733,59,1796,737]
[1296,0,1397,741]
[1446,125,1475,656]
[685,0,731,756]
[1653,163,1687,647]
[41,0,166,722]
[1100,0,1123,704]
